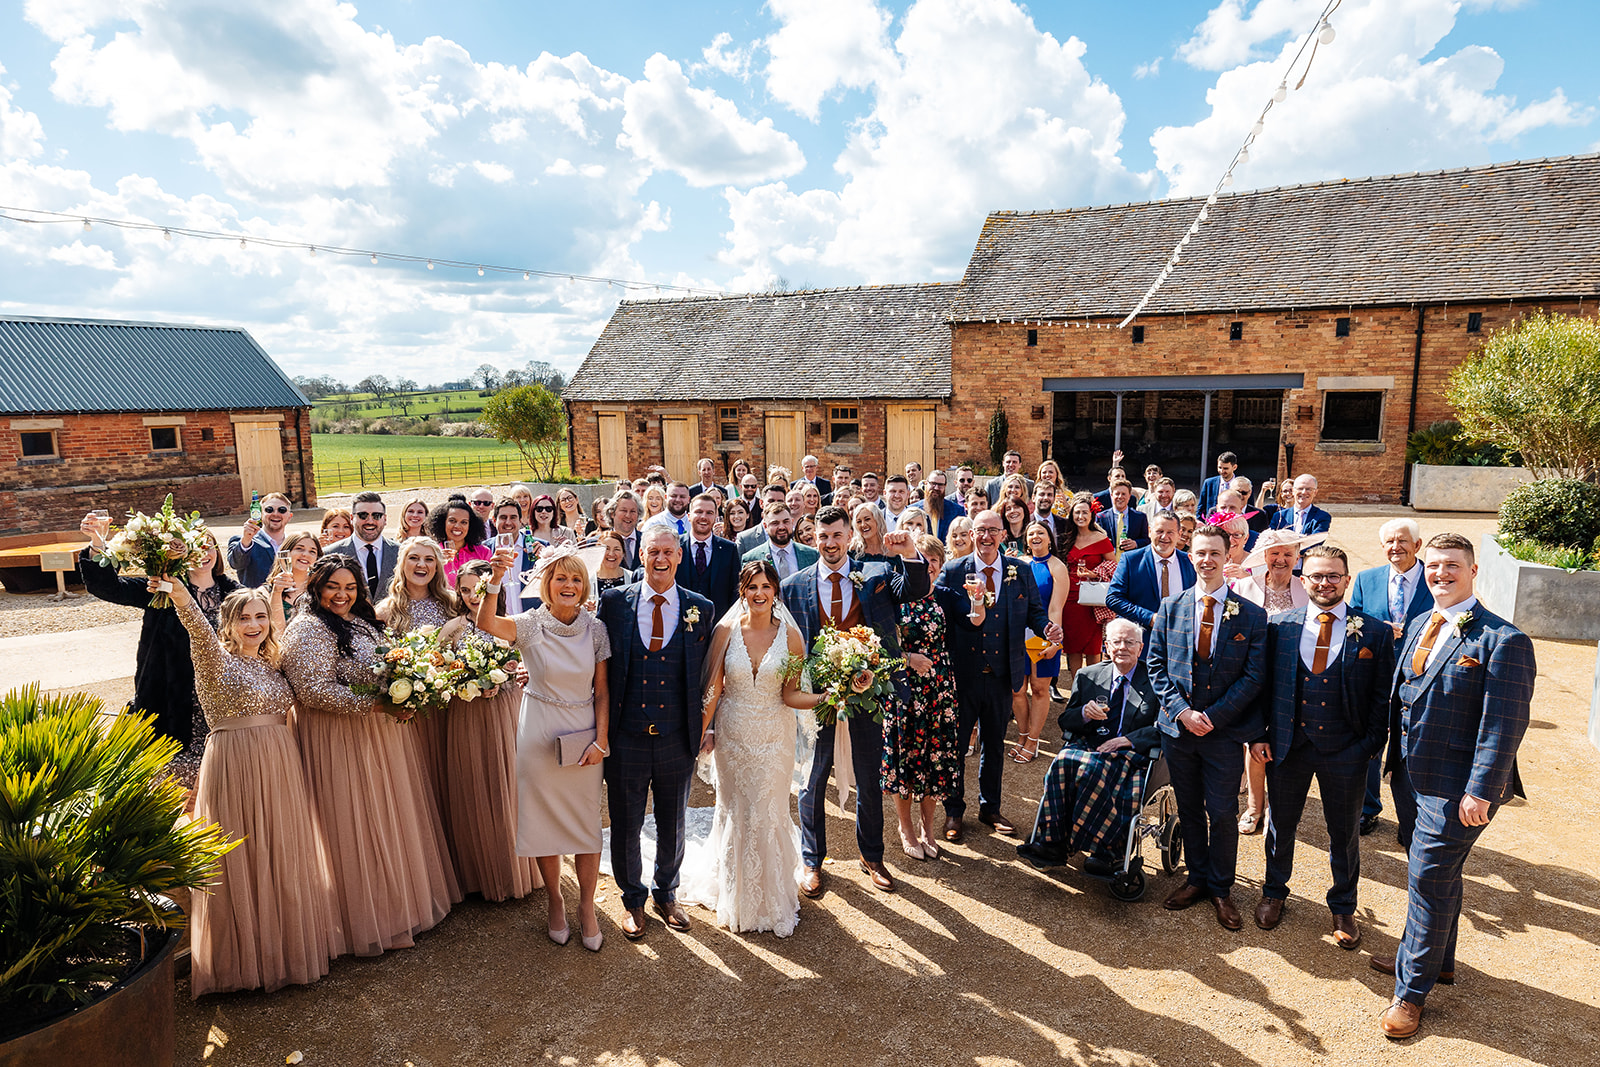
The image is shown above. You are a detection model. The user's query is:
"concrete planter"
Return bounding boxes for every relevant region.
[1590,642,1600,754]
[1478,534,1600,641]
[1409,463,1533,512]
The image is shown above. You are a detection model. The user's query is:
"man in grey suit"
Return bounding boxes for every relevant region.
[741,504,817,579]
[984,450,1033,506]
[735,483,788,555]
[323,490,399,600]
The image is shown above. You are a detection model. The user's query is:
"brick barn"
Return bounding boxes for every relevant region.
[1,316,315,536]
[564,283,953,485]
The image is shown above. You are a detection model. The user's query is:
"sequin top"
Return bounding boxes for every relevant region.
[281,611,384,716]
[385,594,454,635]
[176,596,295,726]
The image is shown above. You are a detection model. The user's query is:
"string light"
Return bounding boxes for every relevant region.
[370,253,378,264]
[477,266,485,276]
[162,228,171,241]
[307,246,316,258]
[81,219,91,231]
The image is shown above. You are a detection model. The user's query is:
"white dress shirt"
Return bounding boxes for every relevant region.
[636,582,680,648]
[1192,582,1227,654]
[815,558,856,620]
[882,506,909,532]
[1423,596,1477,670]
[1299,600,1347,670]
[768,540,799,580]
[500,564,525,614]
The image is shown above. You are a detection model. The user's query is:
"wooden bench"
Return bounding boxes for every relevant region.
[0,534,90,595]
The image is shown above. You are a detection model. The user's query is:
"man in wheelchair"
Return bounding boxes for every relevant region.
[1018,618,1162,873]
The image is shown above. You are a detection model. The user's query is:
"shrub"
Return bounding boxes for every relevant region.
[1406,420,1516,467]
[987,400,1008,468]
[1497,478,1600,551]
[1498,536,1595,571]
[440,421,491,437]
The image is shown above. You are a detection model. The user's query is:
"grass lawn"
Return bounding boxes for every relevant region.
[313,389,486,419]
[311,433,571,492]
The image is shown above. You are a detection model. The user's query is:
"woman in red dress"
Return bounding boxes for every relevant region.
[1058,491,1115,683]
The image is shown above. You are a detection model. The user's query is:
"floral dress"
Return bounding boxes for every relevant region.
[882,596,960,800]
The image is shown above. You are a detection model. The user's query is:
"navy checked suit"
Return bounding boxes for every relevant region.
[1385,601,1534,1005]
[1258,607,1393,914]
[598,583,714,910]
[1148,587,1268,897]
[782,554,929,866]
[1349,562,1432,819]
[936,553,1052,820]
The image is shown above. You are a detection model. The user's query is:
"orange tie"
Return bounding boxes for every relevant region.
[1197,594,1216,659]
[828,573,844,626]
[1311,611,1335,673]
[1159,556,1170,598]
[985,566,997,596]
[649,594,666,652]
[1410,611,1446,676]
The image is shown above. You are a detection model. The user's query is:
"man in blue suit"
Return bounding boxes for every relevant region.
[936,509,1061,842]
[228,491,294,587]
[1268,474,1332,540]
[1095,480,1149,553]
[1196,452,1238,518]
[1250,545,1394,948]
[677,493,741,623]
[1147,523,1268,930]
[1348,518,1431,833]
[599,525,715,941]
[782,506,928,896]
[1106,511,1195,639]
[1372,533,1535,1039]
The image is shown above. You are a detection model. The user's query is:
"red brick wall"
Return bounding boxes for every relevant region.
[2,408,315,535]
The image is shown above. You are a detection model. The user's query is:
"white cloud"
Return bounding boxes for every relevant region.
[0,63,46,159]
[1134,58,1161,79]
[698,32,751,79]
[619,53,805,187]
[1155,0,1592,197]
[470,160,514,183]
[763,0,898,121]
[487,117,526,143]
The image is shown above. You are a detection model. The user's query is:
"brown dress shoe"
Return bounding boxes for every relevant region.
[943,816,964,843]
[978,809,1015,835]
[1212,894,1243,931]
[1164,883,1206,911]
[1369,954,1454,985]
[1333,914,1362,949]
[1380,999,1423,1039]
[859,859,896,892]
[800,866,824,899]
[1254,897,1284,930]
[654,899,691,932]
[621,907,647,941]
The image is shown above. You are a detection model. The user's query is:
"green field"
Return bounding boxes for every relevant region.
[311,433,573,493]
[312,389,486,419]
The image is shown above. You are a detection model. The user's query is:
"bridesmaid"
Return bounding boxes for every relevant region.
[375,537,467,831]
[161,578,340,995]
[264,531,322,634]
[281,554,459,957]
[442,560,543,901]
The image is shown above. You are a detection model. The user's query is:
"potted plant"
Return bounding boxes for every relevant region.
[1,685,235,1067]
[1478,479,1600,641]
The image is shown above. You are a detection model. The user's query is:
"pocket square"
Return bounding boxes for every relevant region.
[1456,655,1481,668]
[1358,647,1374,660]
[1232,632,1246,642]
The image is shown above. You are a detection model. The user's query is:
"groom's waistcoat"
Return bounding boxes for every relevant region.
[622,623,689,733]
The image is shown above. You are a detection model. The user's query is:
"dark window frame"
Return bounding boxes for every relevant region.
[1320,390,1384,443]
[828,405,860,446]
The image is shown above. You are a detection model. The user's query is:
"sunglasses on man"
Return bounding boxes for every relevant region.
[262,506,290,514]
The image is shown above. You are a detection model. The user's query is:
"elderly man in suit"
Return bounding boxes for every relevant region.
[936,509,1062,841]
[1371,533,1535,1039]
[1106,510,1195,638]
[984,450,1033,507]
[1269,474,1332,540]
[1147,523,1268,930]
[782,506,927,895]
[792,454,832,499]
[1348,517,1432,834]
[678,493,740,623]
[1196,452,1239,518]
[322,490,399,599]
[1250,545,1394,947]
[1018,618,1161,872]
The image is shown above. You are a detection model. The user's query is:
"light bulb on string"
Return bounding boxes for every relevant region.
[426,260,434,270]
[308,246,316,258]
[523,271,530,280]
[1237,146,1249,164]
[1319,20,1335,44]
[1251,120,1264,138]
[162,228,172,241]
[239,238,247,249]
[82,219,91,231]
[370,253,378,264]
[1273,81,1288,102]
[477,266,485,276]
[1222,173,1234,187]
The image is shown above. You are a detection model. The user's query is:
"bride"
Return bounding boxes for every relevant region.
[684,560,822,937]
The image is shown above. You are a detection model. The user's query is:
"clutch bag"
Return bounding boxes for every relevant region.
[1077,581,1110,607]
[556,728,598,767]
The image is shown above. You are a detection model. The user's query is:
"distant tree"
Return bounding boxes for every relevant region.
[501,367,527,387]
[357,374,391,400]
[544,371,565,395]
[480,384,566,480]
[473,364,502,392]
[394,377,418,393]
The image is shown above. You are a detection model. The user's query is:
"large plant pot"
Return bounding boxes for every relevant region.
[1478,534,1600,641]
[0,926,178,1067]
[1589,642,1600,755]
[1409,463,1533,512]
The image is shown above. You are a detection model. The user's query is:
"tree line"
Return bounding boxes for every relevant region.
[293,360,566,402]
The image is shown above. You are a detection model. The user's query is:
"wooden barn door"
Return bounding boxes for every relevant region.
[661,415,699,483]
[763,412,803,478]
[597,413,627,479]
[885,404,936,481]
[234,421,286,507]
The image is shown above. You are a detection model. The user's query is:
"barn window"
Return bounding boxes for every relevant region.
[150,426,181,452]
[1026,329,1038,347]
[1132,326,1145,344]
[829,406,860,446]
[1467,312,1482,333]
[718,405,740,443]
[1335,317,1351,337]
[201,427,215,442]
[19,430,58,459]
[1229,321,1243,341]
[1321,391,1383,442]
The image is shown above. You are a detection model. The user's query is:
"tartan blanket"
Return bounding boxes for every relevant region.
[1031,746,1147,856]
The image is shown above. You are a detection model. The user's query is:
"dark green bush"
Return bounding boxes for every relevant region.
[1406,420,1516,466]
[1497,478,1600,550]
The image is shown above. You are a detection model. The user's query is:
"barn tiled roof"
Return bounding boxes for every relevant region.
[0,316,308,414]
[564,283,953,402]
[952,154,1600,321]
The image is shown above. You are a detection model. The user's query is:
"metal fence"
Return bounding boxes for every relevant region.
[313,453,565,493]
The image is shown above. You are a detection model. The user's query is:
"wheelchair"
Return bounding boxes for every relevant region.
[1097,751,1183,902]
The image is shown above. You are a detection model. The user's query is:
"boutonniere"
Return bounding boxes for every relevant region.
[1005,565,1018,584]
[981,592,996,608]
[684,607,701,631]
[1452,611,1474,636]
[849,572,866,589]
[1221,598,1240,621]
[1345,615,1364,640]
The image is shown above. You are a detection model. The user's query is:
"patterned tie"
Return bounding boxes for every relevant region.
[828,573,844,626]
[1159,555,1170,598]
[1197,594,1216,659]
[695,540,708,577]
[774,546,790,581]
[1410,611,1446,676]
[649,594,666,652]
[1311,611,1335,673]
[1389,571,1405,624]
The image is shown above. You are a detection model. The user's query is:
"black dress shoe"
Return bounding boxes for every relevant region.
[1360,814,1381,836]
[1082,851,1119,877]
[1016,842,1069,869]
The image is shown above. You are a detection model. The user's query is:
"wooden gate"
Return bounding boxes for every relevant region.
[763,412,804,478]
[885,404,936,481]
[661,415,699,483]
[234,421,286,507]
[597,413,627,479]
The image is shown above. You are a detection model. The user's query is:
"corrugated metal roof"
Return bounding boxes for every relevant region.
[0,316,308,414]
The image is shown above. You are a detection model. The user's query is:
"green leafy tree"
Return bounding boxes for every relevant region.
[480,384,566,480]
[1447,311,1600,481]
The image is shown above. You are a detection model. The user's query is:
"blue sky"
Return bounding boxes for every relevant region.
[2,0,1596,383]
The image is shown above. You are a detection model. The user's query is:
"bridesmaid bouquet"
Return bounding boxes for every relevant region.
[782,624,904,726]
[362,626,465,718]
[91,494,212,608]
[454,633,522,702]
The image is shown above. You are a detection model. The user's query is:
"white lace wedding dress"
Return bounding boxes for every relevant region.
[683,617,806,937]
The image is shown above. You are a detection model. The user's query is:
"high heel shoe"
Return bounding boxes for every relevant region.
[547,921,571,946]
[1012,735,1040,763]
[899,830,926,861]
[581,929,603,952]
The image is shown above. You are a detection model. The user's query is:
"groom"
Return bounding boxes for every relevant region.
[599,525,715,940]
[782,504,929,895]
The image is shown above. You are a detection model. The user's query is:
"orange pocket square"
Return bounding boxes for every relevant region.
[1456,655,1481,668]
[1358,647,1375,659]
[1232,632,1246,642]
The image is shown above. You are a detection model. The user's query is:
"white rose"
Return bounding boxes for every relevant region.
[460,681,482,702]
[388,679,413,702]
[487,668,508,685]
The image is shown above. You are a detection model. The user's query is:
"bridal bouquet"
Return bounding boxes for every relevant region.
[783,624,904,726]
[359,626,465,719]
[453,632,522,702]
[91,494,211,608]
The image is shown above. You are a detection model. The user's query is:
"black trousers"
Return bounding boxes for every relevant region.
[945,671,1012,820]
[1263,739,1368,914]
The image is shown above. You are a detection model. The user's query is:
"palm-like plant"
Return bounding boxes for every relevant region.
[0,685,236,1028]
